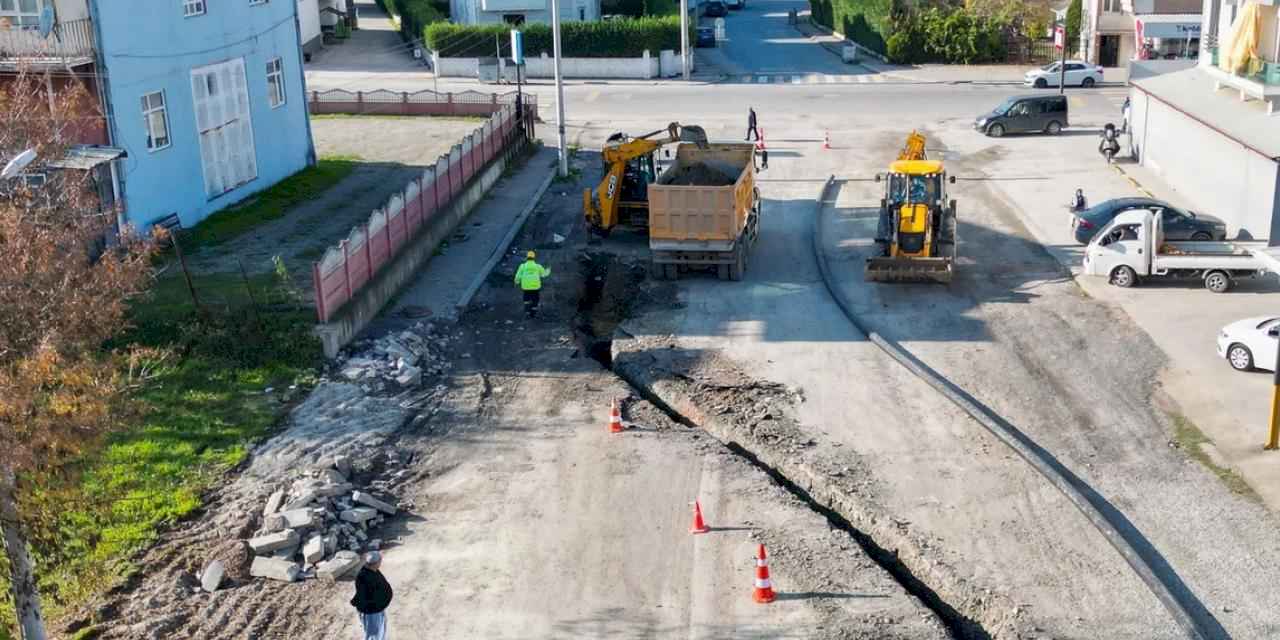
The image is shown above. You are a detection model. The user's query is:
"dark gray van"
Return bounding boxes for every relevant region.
[974,95,1069,137]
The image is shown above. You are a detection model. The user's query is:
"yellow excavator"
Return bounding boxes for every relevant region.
[866,131,957,284]
[584,122,708,234]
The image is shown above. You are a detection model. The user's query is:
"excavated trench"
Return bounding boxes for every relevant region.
[572,251,990,640]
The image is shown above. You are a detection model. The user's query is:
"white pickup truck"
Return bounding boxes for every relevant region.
[1082,208,1268,293]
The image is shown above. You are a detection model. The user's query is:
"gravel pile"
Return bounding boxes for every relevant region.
[662,163,735,186]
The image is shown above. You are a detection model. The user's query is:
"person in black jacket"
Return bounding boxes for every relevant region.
[746,107,758,141]
[351,551,393,640]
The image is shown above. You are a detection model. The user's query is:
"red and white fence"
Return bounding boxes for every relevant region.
[311,102,530,322]
[308,88,533,117]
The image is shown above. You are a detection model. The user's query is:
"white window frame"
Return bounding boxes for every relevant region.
[141,90,172,152]
[0,0,48,31]
[191,58,258,199]
[266,57,286,109]
[183,0,206,17]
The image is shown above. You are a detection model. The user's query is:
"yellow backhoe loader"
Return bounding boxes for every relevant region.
[584,122,708,234]
[866,131,958,284]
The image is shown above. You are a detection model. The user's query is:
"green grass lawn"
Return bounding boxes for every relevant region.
[18,271,323,625]
[181,155,360,251]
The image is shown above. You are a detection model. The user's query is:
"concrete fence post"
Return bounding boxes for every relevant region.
[364,223,373,283]
[356,91,364,115]
[401,91,409,116]
[341,239,352,302]
[313,261,325,321]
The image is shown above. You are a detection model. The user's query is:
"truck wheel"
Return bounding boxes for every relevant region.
[1204,270,1232,293]
[662,264,678,280]
[717,264,730,280]
[728,245,745,281]
[1110,265,1137,288]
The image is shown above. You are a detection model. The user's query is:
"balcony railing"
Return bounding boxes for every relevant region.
[0,17,95,64]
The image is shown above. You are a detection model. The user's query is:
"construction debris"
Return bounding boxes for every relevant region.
[240,454,402,587]
[200,559,226,593]
[336,321,453,393]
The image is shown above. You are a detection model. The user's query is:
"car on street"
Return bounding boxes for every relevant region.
[1025,60,1104,88]
[974,95,1068,137]
[1070,197,1227,244]
[1218,316,1280,371]
[702,0,728,16]
[695,26,715,47]
[725,0,744,8]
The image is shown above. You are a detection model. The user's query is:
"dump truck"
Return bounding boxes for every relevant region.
[866,132,958,284]
[648,142,761,281]
[584,123,709,234]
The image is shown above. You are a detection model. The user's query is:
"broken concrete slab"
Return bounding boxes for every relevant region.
[340,507,378,524]
[277,508,315,529]
[317,482,354,498]
[200,559,226,593]
[250,556,301,583]
[262,490,285,517]
[316,550,363,581]
[334,455,352,478]
[303,534,325,565]
[262,513,287,533]
[248,529,300,554]
[272,544,299,560]
[282,488,320,511]
[352,491,397,516]
[320,467,347,485]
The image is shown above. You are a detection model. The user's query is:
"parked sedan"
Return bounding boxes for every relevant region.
[1025,60,1104,88]
[1071,197,1227,244]
[1219,316,1280,371]
[702,0,728,16]
[695,26,715,47]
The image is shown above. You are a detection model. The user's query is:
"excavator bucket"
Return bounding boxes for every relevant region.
[864,256,953,284]
[667,122,709,148]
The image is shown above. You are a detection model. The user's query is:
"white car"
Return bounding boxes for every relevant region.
[1024,61,1104,88]
[1218,316,1280,371]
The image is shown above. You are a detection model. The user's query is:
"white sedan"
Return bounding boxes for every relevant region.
[1024,61,1104,88]
[1218,316,1280,371]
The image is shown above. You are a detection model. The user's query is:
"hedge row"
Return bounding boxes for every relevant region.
[885,7,1008,64]
[376,0,448,42]
[808,0,893,55]
[426,17,683,58]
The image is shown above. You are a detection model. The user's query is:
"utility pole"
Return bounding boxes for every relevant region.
[551,0,568,176]
[1057,22,1068,95]
[680,0,690,80]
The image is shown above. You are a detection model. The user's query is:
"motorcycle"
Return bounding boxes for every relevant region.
[1098,123,1121,164]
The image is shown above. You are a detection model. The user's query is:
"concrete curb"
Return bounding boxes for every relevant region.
[454,163,557,313]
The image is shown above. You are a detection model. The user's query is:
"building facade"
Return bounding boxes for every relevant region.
[298,0,352,58]
[1124,0,1279,241]
[449,0,600,26]
[1,0,315,231]
[1080,0,1202,66]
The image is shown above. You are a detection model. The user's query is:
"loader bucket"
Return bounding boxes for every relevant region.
[864,256,953,284]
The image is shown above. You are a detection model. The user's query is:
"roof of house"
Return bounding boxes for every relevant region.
[1131,67,1280,161]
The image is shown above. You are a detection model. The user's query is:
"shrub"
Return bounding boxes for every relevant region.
[426,17,683,58]
[807,0,893,55]
[887,7,1008,64]
[380,0,447,42]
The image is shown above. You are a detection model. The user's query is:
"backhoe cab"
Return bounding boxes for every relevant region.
[584,122,708,234]
[866,133,958,284]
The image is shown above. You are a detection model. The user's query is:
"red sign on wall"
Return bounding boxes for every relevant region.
[1054,25,1065,50]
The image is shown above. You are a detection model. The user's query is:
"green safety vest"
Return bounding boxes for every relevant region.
[514,260,550,291]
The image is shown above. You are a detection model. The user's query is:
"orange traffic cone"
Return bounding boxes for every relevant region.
[752,544,776,603]
[755,127,766,151]
[689,500,711,534]
[608,398,625,433]
[823,130,831,150]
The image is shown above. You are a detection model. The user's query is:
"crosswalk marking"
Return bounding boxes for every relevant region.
[738,73,889,85]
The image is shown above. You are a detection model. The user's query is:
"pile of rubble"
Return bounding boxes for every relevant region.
[200,454,402,592]
[336,320,452,393]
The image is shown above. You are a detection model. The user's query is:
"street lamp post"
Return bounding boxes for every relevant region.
[550,0,568,177]
[680,0,690,80]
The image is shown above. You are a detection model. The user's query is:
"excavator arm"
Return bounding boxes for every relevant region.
[899,130,927,161]
[584,122,708,233]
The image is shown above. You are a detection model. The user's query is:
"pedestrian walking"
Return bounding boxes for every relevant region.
[351,552,393,640]
[514,250,551,319]
[746,107,758,141]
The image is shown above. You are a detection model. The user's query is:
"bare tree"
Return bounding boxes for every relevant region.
[0,71,156,639]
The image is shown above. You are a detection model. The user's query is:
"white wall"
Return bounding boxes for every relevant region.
[1130,86,1279,240]
[298,0,322,49]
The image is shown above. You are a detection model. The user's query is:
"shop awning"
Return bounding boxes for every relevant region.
[1136,14,1202,40]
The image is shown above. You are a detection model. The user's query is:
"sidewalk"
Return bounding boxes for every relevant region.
[793,18,1129,85]
[383,146,557,323]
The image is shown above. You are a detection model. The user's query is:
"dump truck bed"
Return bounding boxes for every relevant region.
[648,143,755,252]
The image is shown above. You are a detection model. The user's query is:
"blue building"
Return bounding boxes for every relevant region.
[0,0,316,230]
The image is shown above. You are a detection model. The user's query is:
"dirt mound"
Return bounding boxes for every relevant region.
[662,163,735,186]
[210,540,253,582]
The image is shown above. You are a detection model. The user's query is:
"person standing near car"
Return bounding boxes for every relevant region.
[746,107,758,141]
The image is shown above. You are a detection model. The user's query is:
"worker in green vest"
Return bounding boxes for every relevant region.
[514,250,551,318]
